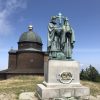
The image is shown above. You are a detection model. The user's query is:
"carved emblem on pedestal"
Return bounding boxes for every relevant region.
[57,72,73,84]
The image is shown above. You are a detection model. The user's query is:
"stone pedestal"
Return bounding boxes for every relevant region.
[36,60,90,100]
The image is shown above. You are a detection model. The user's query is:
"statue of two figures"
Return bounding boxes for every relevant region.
[47,13,75,60]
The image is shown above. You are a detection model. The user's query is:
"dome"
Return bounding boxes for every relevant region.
[19,25,42,44]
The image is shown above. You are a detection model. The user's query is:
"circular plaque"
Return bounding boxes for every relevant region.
[58,72,73,84]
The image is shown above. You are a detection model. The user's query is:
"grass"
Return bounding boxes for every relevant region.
[0,75,44,99]
[0,75,100,99]
[81,80,100,96]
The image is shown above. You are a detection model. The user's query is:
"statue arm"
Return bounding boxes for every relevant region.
[70,28,75,48]
[71,28,75,43]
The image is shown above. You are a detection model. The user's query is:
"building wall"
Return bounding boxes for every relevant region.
[8,53,17,70]
[8,51,49,75]
[17,51,44,70]
[44,54,49,62]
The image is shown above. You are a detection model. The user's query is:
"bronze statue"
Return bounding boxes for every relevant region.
[47,13,75,60]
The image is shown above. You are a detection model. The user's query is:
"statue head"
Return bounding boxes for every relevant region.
[63,17,68,26]
[51,16,56,20]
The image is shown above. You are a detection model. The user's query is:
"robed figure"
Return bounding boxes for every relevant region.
[47,13,75,60]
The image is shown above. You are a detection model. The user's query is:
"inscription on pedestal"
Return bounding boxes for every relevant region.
[57,72,73,84]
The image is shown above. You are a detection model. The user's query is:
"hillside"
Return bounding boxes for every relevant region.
[0,76,100,100]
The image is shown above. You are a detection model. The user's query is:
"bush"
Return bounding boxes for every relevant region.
[80,65,100,82]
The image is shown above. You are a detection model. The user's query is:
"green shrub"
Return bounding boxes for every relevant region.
[80,65,100,82]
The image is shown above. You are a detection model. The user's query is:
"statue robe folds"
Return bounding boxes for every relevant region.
[61,21,75,58]
[48,22,55,51]
[48,21,60,58]
[48,21,60,52]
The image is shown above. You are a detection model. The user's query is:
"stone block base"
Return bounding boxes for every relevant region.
[36,84,90,100]
[36,60,90,100]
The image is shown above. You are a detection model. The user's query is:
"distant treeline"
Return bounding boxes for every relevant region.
[80,65,100,82]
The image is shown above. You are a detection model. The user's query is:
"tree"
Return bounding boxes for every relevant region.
[80,69,85,80]
[87,65,99,81]
[80,65,100,82]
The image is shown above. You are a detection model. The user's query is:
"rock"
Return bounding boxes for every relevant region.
[79,96,89,100]
[19,93,100,100]
[89,95,97,100]
[97,95,100,100]
[19,92,38,100]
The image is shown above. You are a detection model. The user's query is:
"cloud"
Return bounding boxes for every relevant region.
[0,0,27,35]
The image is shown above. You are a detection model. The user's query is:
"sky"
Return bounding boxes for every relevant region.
[0,0,100,72]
